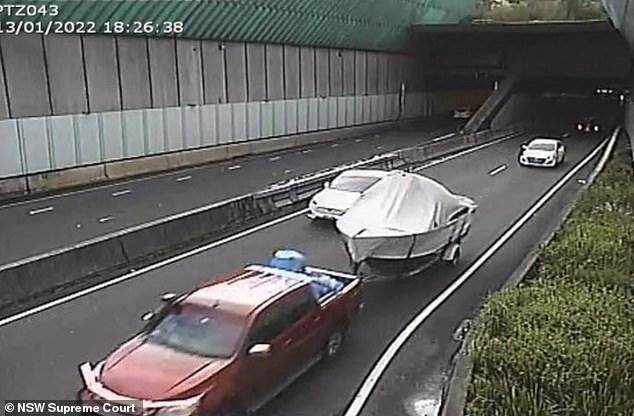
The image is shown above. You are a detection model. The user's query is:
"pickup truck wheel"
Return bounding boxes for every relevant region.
[324,327,346,358]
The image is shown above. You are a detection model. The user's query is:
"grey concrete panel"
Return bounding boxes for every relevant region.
[117,37,151,110]
[337,97,346,128]
[318,98,328,129]
[164,107,184,152]
[315,48,329,98]
[0,120,22,177]
[182,106,202,149]
[101,112,124,161]
[247,43,266,101]
[123,110,146,157]
[201,104,218,146]
[297,99,309,133]
[308,98,319,131]
[217,104,233,144]
[327,97,337,129]
[225,43,247,103]
[148,38,178,108]
[329,50,343,97]
[354,96,363,124]
[232,103,247,142]
[377,53,389,94]
[372,95,381,122]
[345,97,355,125]
[299,47,316,98]
[273,101,286,136]
[261,102,274,137]
[1,34,51,117]
[176,39,204,106]
[355,51,367,95]
[202,41,227,104]
[342,50,355,96]
[83,36,121,113]
[44,35,87,115]
[266,45,284,101]
[75,114,101,164]
[21,118,51,173]
[0,49,9,119]
[246,102,260,140]
[363,96,372,123]
[366,52,379,95]
[145,109,165,154]
[49,115,77,169]
[285,100,298,135]
[388,54,402,92]
[283,45,300,99]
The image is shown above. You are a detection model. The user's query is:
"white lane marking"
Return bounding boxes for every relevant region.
[284,169,293,174]
[342,137,612,416]
[176,175,192,182]
[0,129,516,327]
[269,156,281,161]
[111,189,131,197]
[227,165,241,171]
[432,132,455,142]
[97,216,114,223]
[0,209,309,328]
[355,138,363,143]
[28,206,54,215]
[302,149,313,154]
[331,144,340,148]
[413,133,520,172]
[488,164,507,176]
[376,145,383,149]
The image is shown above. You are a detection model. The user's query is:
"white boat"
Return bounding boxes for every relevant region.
[335,170,477,277]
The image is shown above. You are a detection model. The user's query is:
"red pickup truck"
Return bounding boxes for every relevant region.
[78,251,363,416]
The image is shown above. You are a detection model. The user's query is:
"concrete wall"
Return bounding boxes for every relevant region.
[0,33,440,183]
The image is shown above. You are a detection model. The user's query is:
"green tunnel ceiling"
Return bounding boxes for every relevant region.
[0,0,478,51]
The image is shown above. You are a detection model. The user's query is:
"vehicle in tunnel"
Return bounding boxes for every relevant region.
[307,169,388,220]
[336,170,477,277]
[453,107,473,119]
[518,138,566,168]
[77,251,363,416]
[576,116,601,133]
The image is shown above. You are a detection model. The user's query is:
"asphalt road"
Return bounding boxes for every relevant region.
[0,129,605,414]
[0,120,456,266]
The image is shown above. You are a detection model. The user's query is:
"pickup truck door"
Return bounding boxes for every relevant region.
[281,287,328,370]
[241,303,297,412]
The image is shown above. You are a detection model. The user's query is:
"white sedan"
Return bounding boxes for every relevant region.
[518,138,566,168]
[308,169,387,220]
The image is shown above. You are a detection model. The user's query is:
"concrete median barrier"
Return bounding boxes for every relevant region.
[0,125,524,316]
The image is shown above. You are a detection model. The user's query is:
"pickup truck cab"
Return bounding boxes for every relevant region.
[78,250,362,416]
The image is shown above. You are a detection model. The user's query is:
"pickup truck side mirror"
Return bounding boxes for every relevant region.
[141,312,155,322]
[248,343,272,357]
[323,181,331,189]
[521,144,528,150]
[160,293,177,303]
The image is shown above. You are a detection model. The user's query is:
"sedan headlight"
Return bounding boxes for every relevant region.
[577,124,583,130]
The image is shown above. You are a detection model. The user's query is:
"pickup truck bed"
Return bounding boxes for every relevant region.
[245,264,360,305]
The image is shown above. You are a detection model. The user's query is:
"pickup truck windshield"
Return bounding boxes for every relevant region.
[144,305,245,358]
[331,176,381,193]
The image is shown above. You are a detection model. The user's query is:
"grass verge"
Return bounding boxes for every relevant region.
[465,148,634,415]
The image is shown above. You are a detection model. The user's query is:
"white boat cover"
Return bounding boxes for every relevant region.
[336,170,476,262]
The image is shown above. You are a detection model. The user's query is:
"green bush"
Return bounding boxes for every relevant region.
[465,151,634,415]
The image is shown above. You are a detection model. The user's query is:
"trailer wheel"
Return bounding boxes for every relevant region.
[443,245,461,265]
